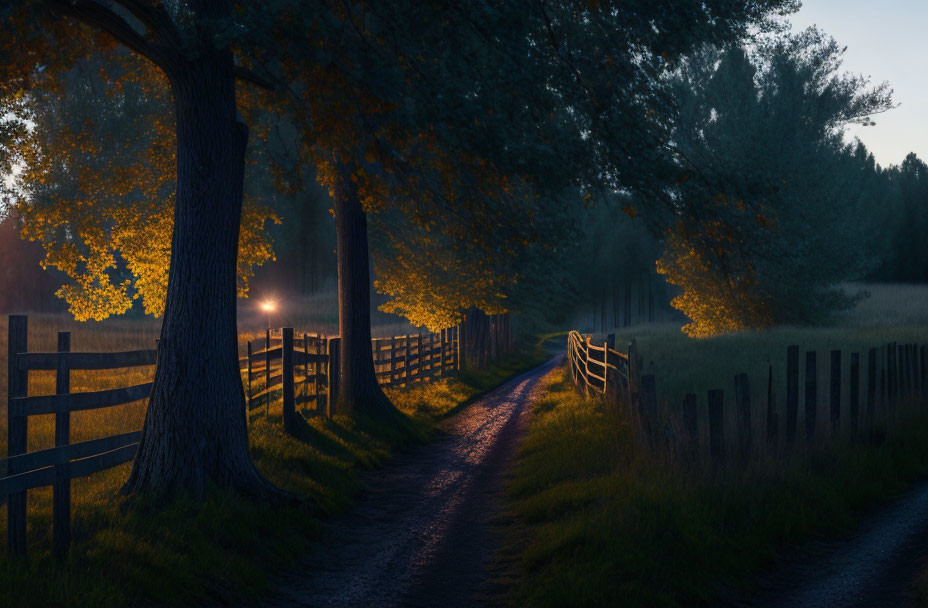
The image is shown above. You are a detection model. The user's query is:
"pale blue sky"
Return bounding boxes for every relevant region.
[790,0,927,167]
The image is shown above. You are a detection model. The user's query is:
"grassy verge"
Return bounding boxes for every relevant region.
[502,364,928,607]
[0,317,549,608]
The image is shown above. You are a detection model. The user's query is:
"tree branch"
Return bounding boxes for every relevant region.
[113,0,182,50]
[233,64,276,91]
[42,0,176,73]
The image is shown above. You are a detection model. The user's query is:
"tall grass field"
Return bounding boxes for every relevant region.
[502,283,928,606]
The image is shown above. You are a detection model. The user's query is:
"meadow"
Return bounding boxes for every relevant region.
[599,283,928,450]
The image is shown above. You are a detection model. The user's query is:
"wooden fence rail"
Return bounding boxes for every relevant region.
[2,315,156,559]
[566,331,928,464]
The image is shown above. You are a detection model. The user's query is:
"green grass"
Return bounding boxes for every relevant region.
[0,313,548,608]
[503,364,928,607]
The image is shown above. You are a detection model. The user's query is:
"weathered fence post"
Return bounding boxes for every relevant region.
[439,329,446,377]
[805,351,817,444]
[682,393,698,452]
[264,327,271,391]
[405,334,412,386]
[303,333,309,379]
[54,331,71,559]
[429,332,436,380]
[767,365,777,448]
[315,336,323,410]
[850,352,860,435]
[735,373,751,460]
[417,333,424,383]
[7,314,28,557]
[867,348,876,428]
[602,338,610,402]
[282,328,296,433]
[390,336,397,385]
[326,337,341,417]
[708,389,724,463]
[830,350,841,434]
[583,335,592,398]
[246,341,253,409]
[786,345,799,447]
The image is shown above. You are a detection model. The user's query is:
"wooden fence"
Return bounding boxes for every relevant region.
[567,332,928,462]
[1,315,156,558]
[241,327,461,431]
[1,316,463,559]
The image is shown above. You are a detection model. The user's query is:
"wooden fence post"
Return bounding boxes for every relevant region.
[708,389,724,463]
[602,338,610,402]
[326,337,341,417]
[53,331,71,559]
[830,350,841,434]
[805,351,817,444]
[282,328,296,433]
[405,334,412,386]
[390,336,397,385]
[439,329,446,377]
[767,365,777,448]
[246,341,253,409]
[682,393,698,452]
[735,373,751,460]
[867,348,876,428]
[315,336,323,410]
[303,333,309,379]
[850,352,860,435]
[7,314,28,557]
[264,328,271,416]
[786,345,799,447]
[429,332,436,380]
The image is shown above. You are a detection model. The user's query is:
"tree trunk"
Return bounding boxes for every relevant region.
[332,160,397,420]
[123,39,273,499]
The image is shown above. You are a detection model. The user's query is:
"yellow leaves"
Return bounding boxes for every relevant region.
[657,225,771,338]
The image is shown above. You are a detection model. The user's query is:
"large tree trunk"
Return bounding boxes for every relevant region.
[123,35,272,498]
[332,160,398,421]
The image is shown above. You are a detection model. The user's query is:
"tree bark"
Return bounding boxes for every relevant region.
[123,29,273,498]
[332,160,398,420]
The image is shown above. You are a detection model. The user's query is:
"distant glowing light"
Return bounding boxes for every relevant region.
[261,300,276,313]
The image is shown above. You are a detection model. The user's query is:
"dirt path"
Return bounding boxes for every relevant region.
[732,482,928,608]
[259,356,561,608]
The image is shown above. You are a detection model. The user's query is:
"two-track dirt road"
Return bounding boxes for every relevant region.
[730,483,928,608]
[260,355,562,608]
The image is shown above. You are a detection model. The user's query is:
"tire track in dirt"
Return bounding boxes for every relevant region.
[731,483,928,608]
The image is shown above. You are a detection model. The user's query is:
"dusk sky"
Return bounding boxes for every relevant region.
[790,0,927,167]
